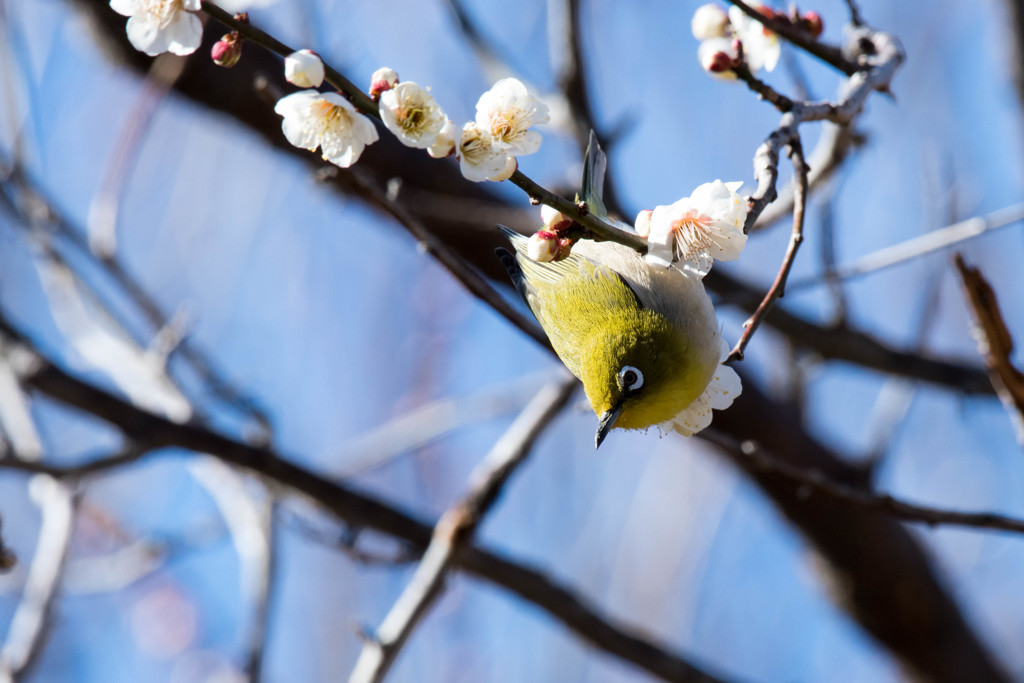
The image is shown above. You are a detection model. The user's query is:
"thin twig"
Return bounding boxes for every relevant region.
[733,64,795,113]
[349,376,576,683]
[728,138,807,362]
[704,430,1024,535]
[844,0,865,27]
[954,254,1024,446]
[0,477,77,682]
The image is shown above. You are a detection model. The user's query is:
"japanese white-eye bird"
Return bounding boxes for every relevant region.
[498,229,727,448]
[496,133,738,448]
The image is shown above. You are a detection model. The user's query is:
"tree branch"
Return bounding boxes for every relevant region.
[349,376,576,683]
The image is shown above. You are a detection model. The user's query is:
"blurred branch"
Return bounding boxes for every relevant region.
[87,53,186,257]
[0,317,731,683]
[728,138,807,362]
[709,269,994,395]
[0,514,15,574]
[954,254,1024,447]
[0,477,76,682]
[786,202,1024,293]
[0,162,273,437]
[704,431,1024,534]
[844,0,865,27]
[323,167,550,351]
[349,376,576,683]
[188,460,277,681]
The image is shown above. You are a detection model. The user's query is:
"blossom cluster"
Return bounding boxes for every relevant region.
[271,65,548,175]
[108,1,549,177]
[691,3,781,78]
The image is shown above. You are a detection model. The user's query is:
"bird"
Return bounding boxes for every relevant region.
[497,227,734,448]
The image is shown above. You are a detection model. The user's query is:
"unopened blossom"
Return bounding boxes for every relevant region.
[645,180,747,275]
[475,78,549,157]
[274,90,379,168]
[211,33,242,67]
[527,231,561,263]
[691,4,729,40]
[634,209,652,238]
[110,0,202,56]
[427,119,456,159]
[541,205,571,231]
[456,122,513,182]
[285,50,325,88]
[379,82,447,149]
[727,6,780,73]
[802,11,824,38]
[369,67,399,99]
[697,38,738,78]
[489,155,518,182]
[667,340,741,437]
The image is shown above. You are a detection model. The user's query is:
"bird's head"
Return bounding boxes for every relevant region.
[580,309,717,448]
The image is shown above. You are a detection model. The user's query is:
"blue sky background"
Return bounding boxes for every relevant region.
[2,0,1024,681]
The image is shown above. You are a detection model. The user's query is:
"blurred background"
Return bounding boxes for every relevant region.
[1,0,1023,681]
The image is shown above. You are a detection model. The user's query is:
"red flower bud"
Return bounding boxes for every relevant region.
[211,33,242,68]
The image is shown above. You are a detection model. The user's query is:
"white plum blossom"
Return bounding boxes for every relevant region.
[110,0,202,56]
[274,90,379,168]
[475,78,549,157]
[645,180,747,276]
[284,50,325,88]
[667,339,741,437]
[379,82,447,149]
[727,6,780,73]
[691,3,729,40]
[427,119,456,159]
[456,122,513,182]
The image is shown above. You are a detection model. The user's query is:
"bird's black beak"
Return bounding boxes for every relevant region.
[595,401,625,449]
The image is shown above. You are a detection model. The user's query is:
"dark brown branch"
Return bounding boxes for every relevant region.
[954,254,1024,446]
[708,270,994,395]
[0,318,729,683]
[728,138,807,363]
[704,430,1024,535]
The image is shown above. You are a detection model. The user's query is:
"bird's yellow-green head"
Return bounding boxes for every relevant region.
[575,308,717,448]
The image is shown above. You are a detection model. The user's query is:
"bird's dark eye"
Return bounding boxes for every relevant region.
[618,365,644,391]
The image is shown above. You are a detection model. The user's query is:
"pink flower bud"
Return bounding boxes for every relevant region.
[634,209,653,237]
[211,34,242,68]
[540,204,572,231]
[527,230,561,263]
[370,67,399,100]
[703,50,734,74]
[803,11,823,38]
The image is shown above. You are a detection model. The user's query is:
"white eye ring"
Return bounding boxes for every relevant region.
[618,365,644,391]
